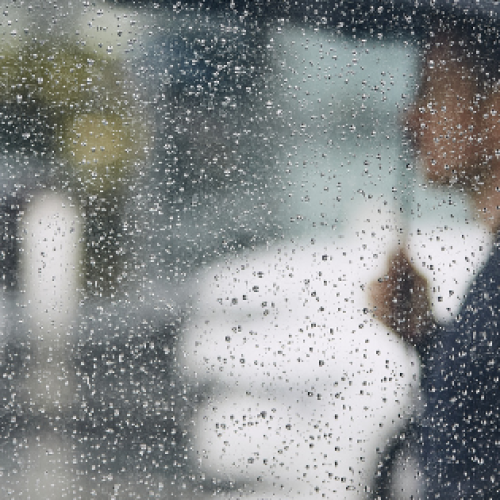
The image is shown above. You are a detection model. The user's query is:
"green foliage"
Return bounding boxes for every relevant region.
[0,38,147,195]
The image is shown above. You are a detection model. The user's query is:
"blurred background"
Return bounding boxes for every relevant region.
[0,1,491,498]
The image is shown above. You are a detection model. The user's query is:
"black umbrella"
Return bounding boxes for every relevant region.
[152,0,500,32]
[296,0,500,34]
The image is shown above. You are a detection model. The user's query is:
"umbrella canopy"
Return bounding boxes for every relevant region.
[185,0,500,34]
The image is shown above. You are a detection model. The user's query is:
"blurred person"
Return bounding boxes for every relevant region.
[371,9,500,498]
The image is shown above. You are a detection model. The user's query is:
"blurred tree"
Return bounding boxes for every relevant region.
[0,37,149,296]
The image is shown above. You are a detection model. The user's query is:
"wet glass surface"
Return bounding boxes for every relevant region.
[0,1,496,498]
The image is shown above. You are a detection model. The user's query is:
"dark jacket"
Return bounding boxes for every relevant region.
[421,234,500,498]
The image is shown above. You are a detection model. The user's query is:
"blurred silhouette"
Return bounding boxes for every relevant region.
[371,9,500,498]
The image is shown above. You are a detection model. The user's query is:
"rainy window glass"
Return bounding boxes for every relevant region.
[0,1,498,498]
